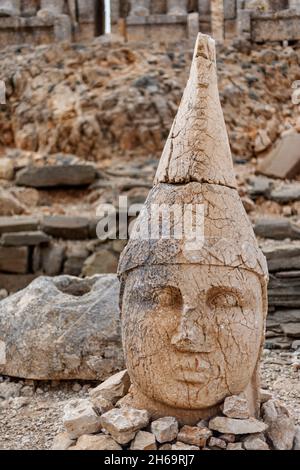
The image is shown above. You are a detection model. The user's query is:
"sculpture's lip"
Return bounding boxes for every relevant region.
[175,369,209,384]
[174,360,211,384]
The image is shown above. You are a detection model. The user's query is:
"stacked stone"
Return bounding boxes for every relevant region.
[247,177,300,350]
[53,370,298,451]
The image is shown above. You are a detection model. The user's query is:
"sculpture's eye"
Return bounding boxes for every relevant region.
[153,287,182,308]
[209,292,240,309]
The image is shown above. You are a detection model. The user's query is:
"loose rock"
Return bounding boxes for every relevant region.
[177,426,212,448]
[262,399,295,450]
[223,395,250,419]
[209,417,268,435]
[63,399,102,439]
[130,431,157,450]
[151,417,178,444]
[100,407,149,445]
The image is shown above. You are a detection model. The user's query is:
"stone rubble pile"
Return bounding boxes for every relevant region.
[53,370,299,451]
[1,38,300,164]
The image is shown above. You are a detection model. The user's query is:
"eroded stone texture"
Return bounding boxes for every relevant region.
[0,0,20,16]
[262,399,295,450]
[0,274,123,380]
[154,35,236,188]
[63,399,102,439]
[118,34,268,425]
[100,407,149,445]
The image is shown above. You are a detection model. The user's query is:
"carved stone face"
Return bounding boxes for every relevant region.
[122,264,264,410]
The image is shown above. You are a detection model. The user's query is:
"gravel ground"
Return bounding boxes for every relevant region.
[0,350,299,450]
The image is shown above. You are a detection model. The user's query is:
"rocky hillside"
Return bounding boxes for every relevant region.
[0,36,300,164]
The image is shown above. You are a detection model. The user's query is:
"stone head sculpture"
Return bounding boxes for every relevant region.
[118,34,268,424]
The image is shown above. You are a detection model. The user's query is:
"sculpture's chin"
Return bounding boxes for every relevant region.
[135,378,226,411]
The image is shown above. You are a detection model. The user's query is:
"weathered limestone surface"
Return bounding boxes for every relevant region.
[0,274,123,380]
[0,0,20,17]
[154,35,236,188]
[118,34,269,425]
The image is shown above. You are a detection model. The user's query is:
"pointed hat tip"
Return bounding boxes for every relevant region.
[194,33,216,63]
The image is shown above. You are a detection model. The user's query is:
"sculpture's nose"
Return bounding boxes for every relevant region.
[171,305,213,353]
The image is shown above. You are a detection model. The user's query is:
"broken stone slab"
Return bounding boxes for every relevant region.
[243,435,270,450]
[0,231,51,246]
[177,426,212,448]
[42,216,89,240]
[16,165,97,188]
[270,183,300,203]
[89,370,130,406]
[0,216,39,234]
[254,218,300,240]
[52,432,75,450]
[171,442,199,450]
[209,417,268,435]
[0,274,123,380]
[268,275,300,308]
[247,176,273,198]
[262,399,295,450]
[258,132,300,179]
[130,431,157,450]
[151,417,179,444]
[100,407,149,445]
[222,395,250,419]
[262,243,300,272]
[0,247,28,274]
[69,434,122,451]
[63,399,102,439]
[281,323,300,338]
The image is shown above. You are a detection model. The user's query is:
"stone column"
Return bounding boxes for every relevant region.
[40,0,64,15]
[210,0,224,42]
[129,0,150,17]
[0,0,20,16]
[167,0,188,15]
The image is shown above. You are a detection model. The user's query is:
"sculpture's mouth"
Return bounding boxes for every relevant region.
[174,359,211,384]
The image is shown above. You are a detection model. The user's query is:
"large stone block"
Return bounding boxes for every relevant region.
[258,133,300,180]
[16,165,96,188]
[42,216,90,240]
[0,274,124,379]
[0,216,39,235]
[0,246,28,274]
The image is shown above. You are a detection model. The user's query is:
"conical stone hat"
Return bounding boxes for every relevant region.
[118,34,268,286]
